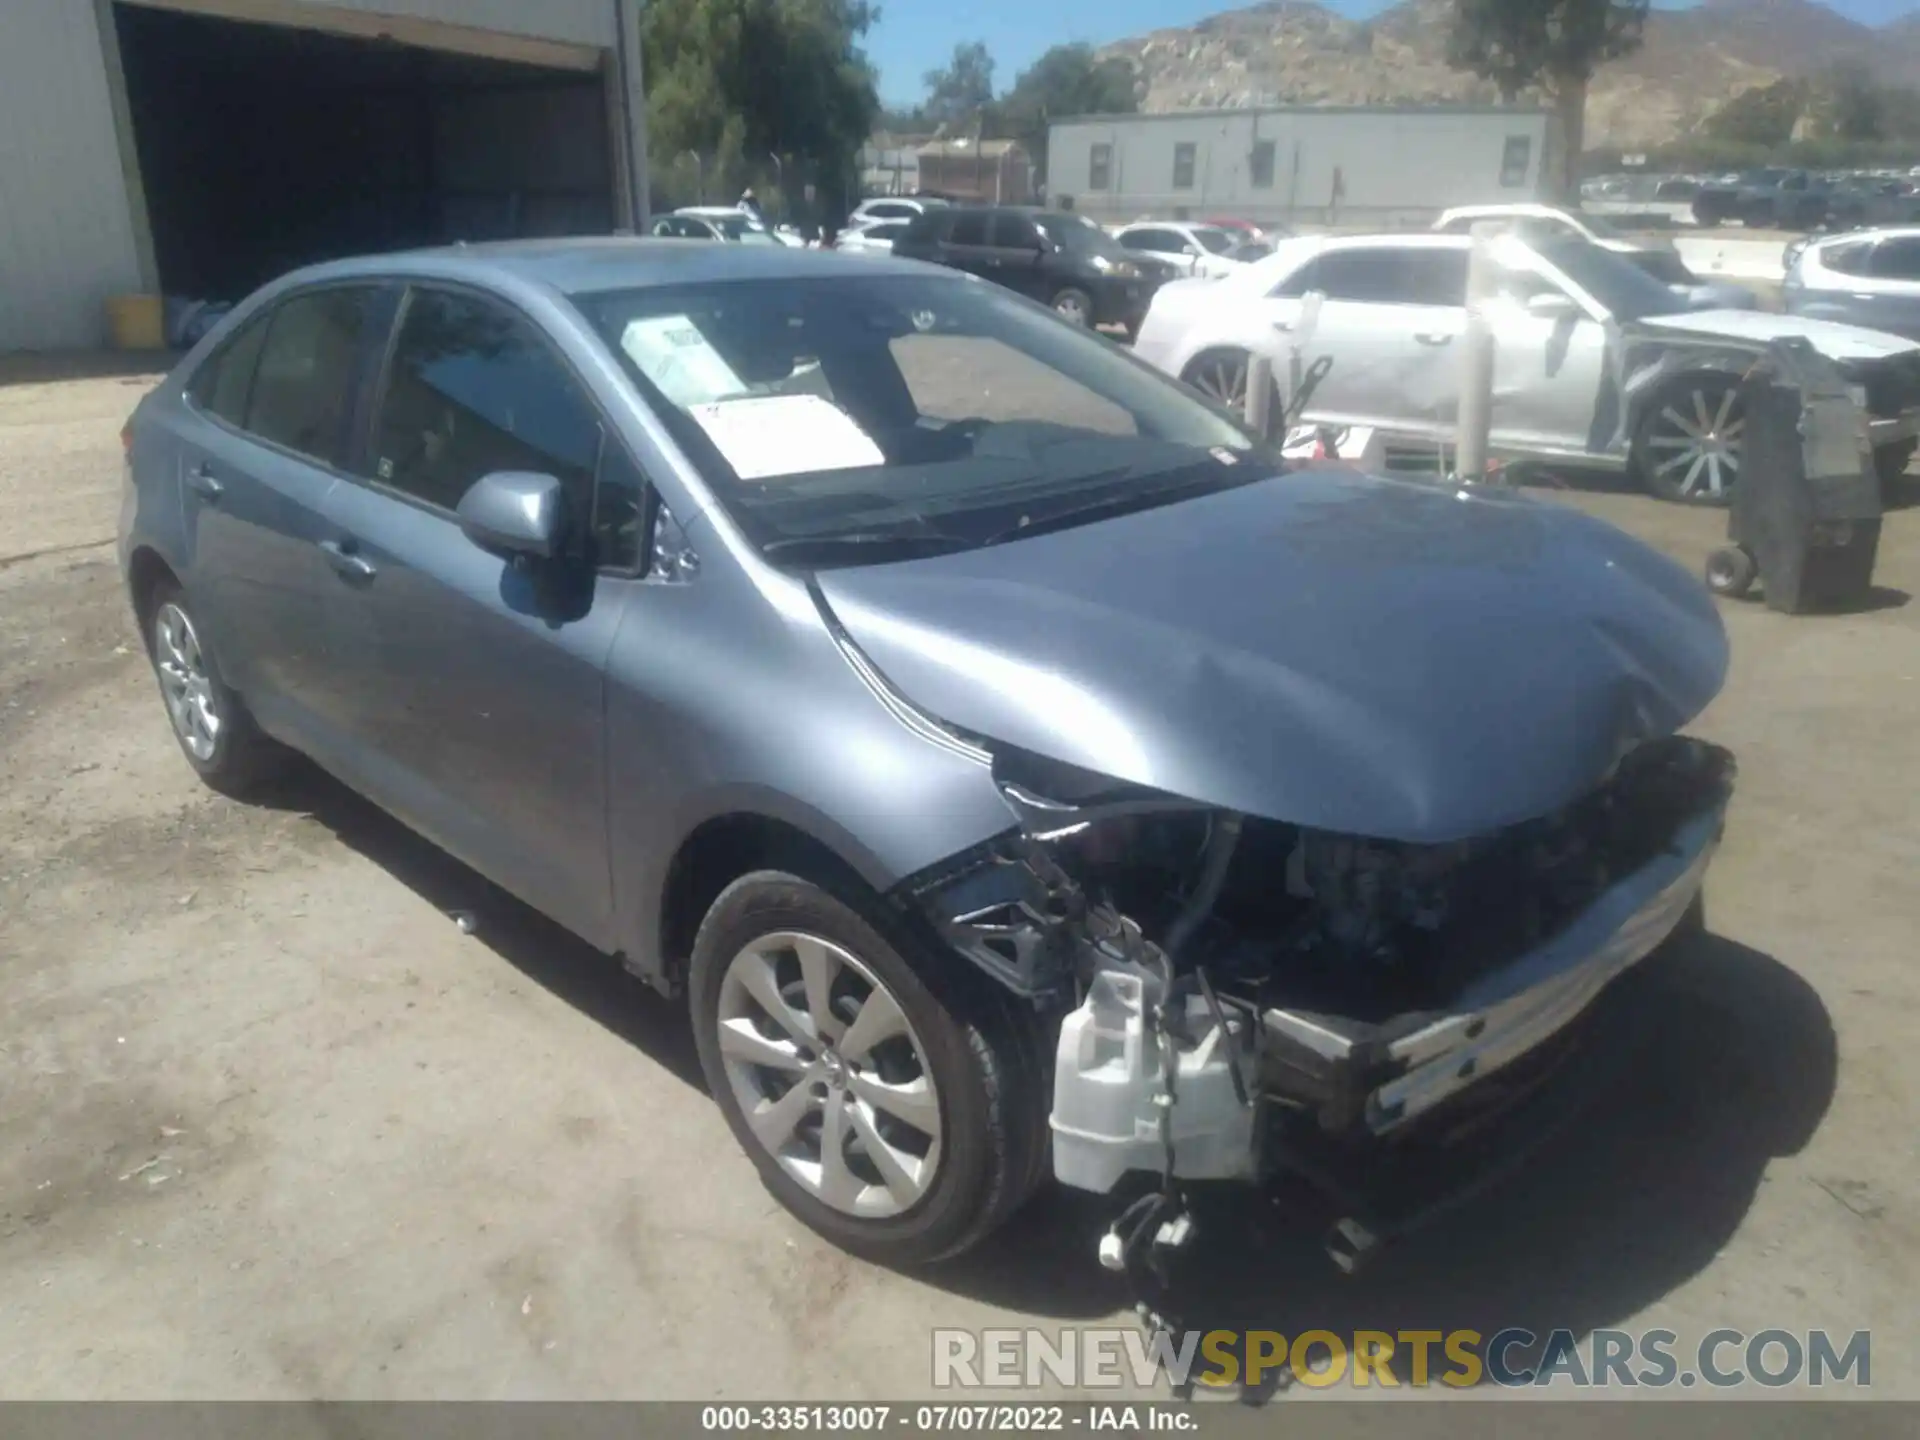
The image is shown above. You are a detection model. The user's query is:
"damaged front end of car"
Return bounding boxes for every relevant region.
[899,733,1734,1272]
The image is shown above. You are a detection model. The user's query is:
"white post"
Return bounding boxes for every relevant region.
[1456,223,1499,484]
[1245,353,1274,437]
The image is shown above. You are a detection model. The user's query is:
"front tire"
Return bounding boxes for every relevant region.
[1633,376,1744,506]
[143,579,290,796]
[688,871,1050,1266]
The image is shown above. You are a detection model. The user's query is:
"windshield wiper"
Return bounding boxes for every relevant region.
[980,468,1262,547]
[762,529,977,564]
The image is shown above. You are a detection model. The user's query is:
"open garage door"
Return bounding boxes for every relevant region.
[114,0,618,302]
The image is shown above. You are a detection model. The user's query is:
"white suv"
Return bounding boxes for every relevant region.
[1784,228,1920,342]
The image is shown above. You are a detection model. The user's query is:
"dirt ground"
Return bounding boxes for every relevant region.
[1,360,1917,1405]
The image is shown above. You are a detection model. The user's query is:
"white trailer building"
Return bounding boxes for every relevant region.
[1048,106,1554,229]
[0,0,650,351]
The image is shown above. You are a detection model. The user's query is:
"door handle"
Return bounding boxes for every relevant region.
[185,461,223,501]
[318,538,376,582]
[1415,333,1455,347]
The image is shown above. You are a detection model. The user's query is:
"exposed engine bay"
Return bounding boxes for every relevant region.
[903,734,1735,1270]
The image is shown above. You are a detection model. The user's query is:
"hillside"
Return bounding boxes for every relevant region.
[1099,0,1920,149]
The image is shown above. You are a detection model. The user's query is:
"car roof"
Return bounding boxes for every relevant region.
[1815,225,1920,246]
[263,237,935,298]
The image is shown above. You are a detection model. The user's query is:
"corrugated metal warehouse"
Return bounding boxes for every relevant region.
[1048,106,1553,227]
[0,0,650,351]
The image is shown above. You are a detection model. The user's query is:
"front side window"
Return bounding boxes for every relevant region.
[1872,237,1920,281]
[1190,227,1234,255]
[1089,143,1112,191]
[1821,240,1874,277]
[1173,143,1197,191]
[1527,235,1685,320]
[372,288,601,526]
[991,213,1041,249]
[949,213,991,246]
[246,287,382,467]
[575,274,1270,566]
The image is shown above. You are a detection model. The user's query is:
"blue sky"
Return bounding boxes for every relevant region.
[869,0,1919,105]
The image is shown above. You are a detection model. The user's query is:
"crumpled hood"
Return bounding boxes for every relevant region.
[813,471,1730,844]
[1643,308,1920,361]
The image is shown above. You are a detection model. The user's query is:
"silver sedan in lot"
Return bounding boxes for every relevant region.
[1136,230,1920,503]
[120,240,1732,1268]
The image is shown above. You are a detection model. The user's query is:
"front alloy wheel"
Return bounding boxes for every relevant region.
[1638,382,1744,505]
[715,931,942,1218]
[688,871,1050,1265]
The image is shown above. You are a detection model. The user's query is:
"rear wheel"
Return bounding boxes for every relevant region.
[688,870,1051,1265]
[143,580,290,796]
[1633,377,1744,506]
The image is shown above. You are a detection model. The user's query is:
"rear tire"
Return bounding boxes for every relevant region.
[688,870,1051,1266]
[142,579,291,797]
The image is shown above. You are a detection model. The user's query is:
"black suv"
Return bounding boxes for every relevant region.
[891,206,1170,334]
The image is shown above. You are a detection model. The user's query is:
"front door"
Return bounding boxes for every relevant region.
[316,285,629,942]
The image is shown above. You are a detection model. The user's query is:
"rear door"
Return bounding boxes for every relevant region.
[175,284,389,746]
[315,283,629,942]
[1275,245,1467,437]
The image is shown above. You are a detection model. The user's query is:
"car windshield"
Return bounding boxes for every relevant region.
[1531,235,1688,320]
[1035,213,1126,260]
[576,274,1275,564]
[1190,227,1235,254]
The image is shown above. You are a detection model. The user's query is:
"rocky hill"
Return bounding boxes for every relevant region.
[1100,0,1920,149]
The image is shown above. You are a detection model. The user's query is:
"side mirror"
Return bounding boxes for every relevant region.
[1524,291,1580,322]
[457,471,567,561]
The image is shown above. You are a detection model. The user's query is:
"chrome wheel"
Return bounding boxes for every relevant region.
[1186,352,1248,411]
[1052,291,1090,326]
[715,931,942,1219]
[153,601,221,762]
[1643,384,1743,503]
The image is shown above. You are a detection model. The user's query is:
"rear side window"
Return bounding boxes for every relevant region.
[189,314,271,427]
[372,287,601,522]
[949,212,991,247]
[246,287,382,467]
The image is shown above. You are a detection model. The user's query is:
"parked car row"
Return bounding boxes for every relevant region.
[1691,169,1920,230]
[1131,227,1920,505]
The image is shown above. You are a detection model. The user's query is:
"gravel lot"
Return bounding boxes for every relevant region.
[2,357,1917,1404]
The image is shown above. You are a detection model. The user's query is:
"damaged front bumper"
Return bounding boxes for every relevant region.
[903,736,1734,1241]
[1047,791,1723,1195]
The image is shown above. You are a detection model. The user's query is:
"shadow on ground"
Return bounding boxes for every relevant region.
[234,762,1836,1389]
[251,760,706,1092]
[0,350,175,387]
[931,931,1837,1389]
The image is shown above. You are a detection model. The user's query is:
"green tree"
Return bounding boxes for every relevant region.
[1445,0,1650,199]
[923,40,996,129]
[993,44,1138,188]
[1826,63,1886,142]
[642,0,880,210]
[1701,78,1808,148]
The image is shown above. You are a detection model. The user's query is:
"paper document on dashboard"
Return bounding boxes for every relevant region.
[687,394,886,480]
